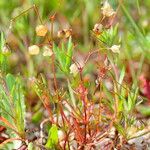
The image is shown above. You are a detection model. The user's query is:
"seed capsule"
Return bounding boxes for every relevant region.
[43,46,53,57]
[36,25,48,37]
[57,29,72,38]
[28,45,40,55]
[101,1,116,17]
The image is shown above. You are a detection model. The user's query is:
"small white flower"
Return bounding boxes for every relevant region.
[101,1,116,17]
[58,130,65,141]
[57,30,64,38]
[110,45,120,54]
[28,45,40,55]
[28,77,37,86]
[93,23,103,34]
[2,46,11,55]
[70,63,79,76]
[36,25,48,37]
[43,46,53,57]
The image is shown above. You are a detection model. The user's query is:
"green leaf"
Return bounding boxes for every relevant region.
[6,74,15,92]
[121,3,150,57]
[114,122,126,137]
[65,36,73,71]
[14,78,26,137]
[67,79,76,107]
[45,124,58,149]
[0,32,8,73]
[127,86,138,112]
[0,74,26,138]
[28,142,34,150]
[119,67,125,87]
[32,111,42,123]
[121,4,144,40]
[54,37,73,74]
[98,24,118,47]
[137,105,150,116]
[0,32,5,51]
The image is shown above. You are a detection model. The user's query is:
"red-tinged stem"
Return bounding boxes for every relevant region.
[45,104,54,123]
[59,102,70,126]
[73,118,84,143]
[49,13,59,93]
[82,94,87,146]
[63,100,82,120]
[63,130,71,150]
[98,82,102,129]
[34,5,58,93]
[0,138,25,147]
[50,13,56,41]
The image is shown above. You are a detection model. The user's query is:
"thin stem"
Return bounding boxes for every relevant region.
[11,6,35,22]
[50,13,56,41]
[98,82,102,126]
[33,5,43,24]
[34,4,58,93]
[40,118,50,140]
[128,129,150,140]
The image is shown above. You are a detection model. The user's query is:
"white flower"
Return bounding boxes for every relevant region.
[43,46,53,57]
[57,30,64,38]
[58,130,65,141]
[93,23,103,34]
[101,1,116,17]
[36,25,48,37]
[28,77,37,86]
[2,46,11,55]
[110,45,120,54]
[28,45,40,55]
[70,63,79,76]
